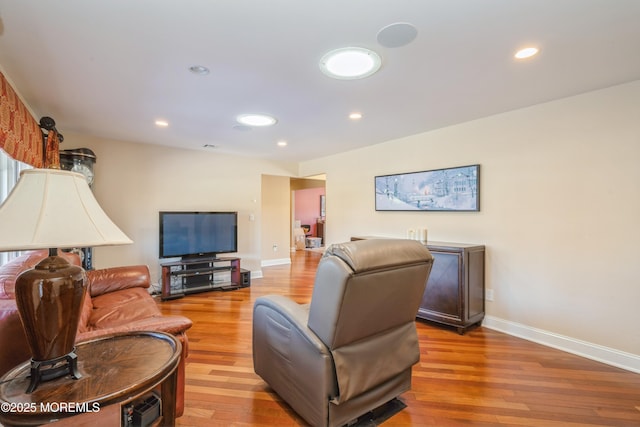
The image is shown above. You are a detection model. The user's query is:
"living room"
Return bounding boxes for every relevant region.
[57,79,640,372]
[1,1,639,425]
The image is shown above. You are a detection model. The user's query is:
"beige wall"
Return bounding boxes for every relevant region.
[290,177,325,190]
[61,134,298,282]
[299,80,640,359]
[261,175,292,264]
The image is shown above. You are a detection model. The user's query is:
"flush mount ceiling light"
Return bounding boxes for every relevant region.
[189,65,210,75]
[320,47,382,80]
[236,114,278,127]
[514,47,539,59]
[349,112,363,120]
[277,140,288,147]
[155,120,169,127]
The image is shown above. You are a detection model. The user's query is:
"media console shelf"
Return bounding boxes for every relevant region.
[160,257,248,300]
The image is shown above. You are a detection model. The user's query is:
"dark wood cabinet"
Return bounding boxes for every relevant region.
[316,220,325,244]
[351,237,485,334]
[418,242,485,334]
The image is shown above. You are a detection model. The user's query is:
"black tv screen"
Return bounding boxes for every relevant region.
[159,211,238,259]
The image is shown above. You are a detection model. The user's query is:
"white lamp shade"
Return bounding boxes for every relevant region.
[0,168,133,251]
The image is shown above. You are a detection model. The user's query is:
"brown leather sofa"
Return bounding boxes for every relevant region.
[253,239,434,427]
[0,250,193,417]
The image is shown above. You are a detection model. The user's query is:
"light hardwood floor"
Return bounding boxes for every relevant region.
[158,250,640,426]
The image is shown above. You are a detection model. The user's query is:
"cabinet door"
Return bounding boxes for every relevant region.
[466,249,485,322]
[419,251,462,323]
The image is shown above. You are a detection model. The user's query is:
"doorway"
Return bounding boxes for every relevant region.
[291,175,326,251]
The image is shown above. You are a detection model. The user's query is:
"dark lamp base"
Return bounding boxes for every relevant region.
[14,252,87,393]
[27,350,81,393]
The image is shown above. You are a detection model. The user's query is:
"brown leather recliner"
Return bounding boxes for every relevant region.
[253,239,434,427]
[0,250,193,417]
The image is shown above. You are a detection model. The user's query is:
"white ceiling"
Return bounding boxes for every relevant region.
[1,0,639,163]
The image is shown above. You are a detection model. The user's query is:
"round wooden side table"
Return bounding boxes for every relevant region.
[0,331,181,426]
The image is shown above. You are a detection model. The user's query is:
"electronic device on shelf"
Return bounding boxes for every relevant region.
[159,211,238,260]
[122,391,161,427]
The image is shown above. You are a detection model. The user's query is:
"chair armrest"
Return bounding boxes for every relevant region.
[86,265,151,297]
[254,295,328,354]
[78,315,193,341]
[253,295,337,426]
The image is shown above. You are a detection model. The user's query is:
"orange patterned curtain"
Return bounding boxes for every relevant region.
[0,71,44,168]
[43,128,61,169]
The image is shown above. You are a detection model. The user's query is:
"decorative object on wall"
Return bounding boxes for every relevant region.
[375,164,480,211]
[59,148,96,188]
[320,195,326,217]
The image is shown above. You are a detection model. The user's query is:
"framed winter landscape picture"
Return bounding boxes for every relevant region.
[375,164,480,211]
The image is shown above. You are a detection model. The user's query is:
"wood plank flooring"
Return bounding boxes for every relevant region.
[158,250,640,426]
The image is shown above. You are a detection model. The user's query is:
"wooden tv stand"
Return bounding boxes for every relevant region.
[160,257,244,300]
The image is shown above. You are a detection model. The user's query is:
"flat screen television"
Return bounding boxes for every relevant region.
[159,211,238,260]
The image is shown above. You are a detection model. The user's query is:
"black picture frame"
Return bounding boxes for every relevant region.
[375,164,480,211]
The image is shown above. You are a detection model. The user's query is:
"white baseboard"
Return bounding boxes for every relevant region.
[260,258,291,267]
[483,315,640,374]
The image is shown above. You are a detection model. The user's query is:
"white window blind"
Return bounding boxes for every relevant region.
[0,149,31,265]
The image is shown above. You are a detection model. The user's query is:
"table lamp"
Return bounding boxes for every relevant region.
[0,167,132,392]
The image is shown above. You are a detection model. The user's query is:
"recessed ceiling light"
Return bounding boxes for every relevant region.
[236,114,278,127]
[514,47,539,59]
[277,140,288,147]
[203,144,216,149]
[155,120,169,127]
[320,47,382,80]
[189,65,210,75]
[349,112,363,120]
[376,22,418,48]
